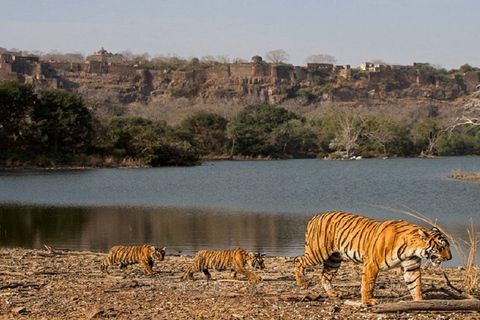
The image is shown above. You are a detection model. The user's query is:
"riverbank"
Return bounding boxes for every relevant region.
[0,247,478,319]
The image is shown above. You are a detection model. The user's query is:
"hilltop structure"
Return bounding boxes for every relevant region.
[1,47,480,105]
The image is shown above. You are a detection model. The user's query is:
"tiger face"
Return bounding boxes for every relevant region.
[152,246,166,261]
[249,252,266,269]
[418,227,452,267]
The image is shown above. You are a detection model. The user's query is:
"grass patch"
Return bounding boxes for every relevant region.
[448,169,480,181]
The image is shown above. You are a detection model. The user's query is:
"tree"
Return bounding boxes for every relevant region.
[33,90,93,155]
[265,49,290,64]
[227,105,298,157]
[328,108,363,158]
[305,54,337,64]
[178,112,228,156]
[451,87,480,128]
[105,117,153,155]
[0,81,37,153]
[413,118,449,156]
[362,114,414,157]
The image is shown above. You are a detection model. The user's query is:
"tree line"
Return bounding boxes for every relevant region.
[1,81,479,168]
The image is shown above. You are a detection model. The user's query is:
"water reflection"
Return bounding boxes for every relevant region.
[1,157,479,267]
[0,205,473,266]
[0,205,308,256]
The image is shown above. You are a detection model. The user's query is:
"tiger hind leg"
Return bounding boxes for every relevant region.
[182,267,195,281]
[321,253,343,299]
[99,261,109,274]
[202,268,212,280]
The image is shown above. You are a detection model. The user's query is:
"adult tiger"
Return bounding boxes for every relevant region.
[183,247,265,282]
[99,245,166,275]
[294,211,452,305]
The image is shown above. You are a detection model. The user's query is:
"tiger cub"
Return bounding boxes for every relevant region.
[99,245,166,275]
[294,211,452,305]
[183,247,265,282]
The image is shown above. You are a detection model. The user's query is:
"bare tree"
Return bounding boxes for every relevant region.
[232,58,248,64]
[216,55,230,64]
[201,56,216,64]
[265,49,290,64]
[371,59,388,65]
[451,86,480,128]
[329,108,362,158]
[305,54,337,64]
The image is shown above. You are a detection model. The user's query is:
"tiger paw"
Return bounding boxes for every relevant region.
[297,280,309,289]
[361,298,377,306]
[327,290,343,299]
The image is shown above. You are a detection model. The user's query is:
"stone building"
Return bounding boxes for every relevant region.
[89,47,113,62]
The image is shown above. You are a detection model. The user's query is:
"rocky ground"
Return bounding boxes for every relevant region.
[0,247,478,319]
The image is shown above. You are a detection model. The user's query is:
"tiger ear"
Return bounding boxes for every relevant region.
[418,229,428,240]
[161,247,166,251]
[432,227,439,232]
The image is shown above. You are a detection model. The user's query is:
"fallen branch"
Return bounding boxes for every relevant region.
[443,271,464,294]
[0,283,42,290]
[279,294,322,302]
[373,299,480,313]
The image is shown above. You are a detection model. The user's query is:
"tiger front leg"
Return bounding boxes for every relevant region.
[361,261,380,305]
[140,260,155,274]
[233,264,260,282]
[182,267,195,281]
[294,256,310,289]
[401,258,423,301]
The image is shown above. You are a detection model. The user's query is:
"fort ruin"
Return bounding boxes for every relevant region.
[1,47,479,105]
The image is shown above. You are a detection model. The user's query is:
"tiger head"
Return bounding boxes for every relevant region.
[151,246,166,261]
[417,227,452,267]
[248,252,266,269]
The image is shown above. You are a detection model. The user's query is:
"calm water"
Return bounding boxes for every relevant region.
[1,157,479,266]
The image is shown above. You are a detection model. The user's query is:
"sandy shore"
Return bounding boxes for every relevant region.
[0,247,478,319]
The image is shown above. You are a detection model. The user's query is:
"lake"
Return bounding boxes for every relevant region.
[1,157,479,267]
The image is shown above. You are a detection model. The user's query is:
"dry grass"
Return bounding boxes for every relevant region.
[372,204,479,297]
[448,169,480,181]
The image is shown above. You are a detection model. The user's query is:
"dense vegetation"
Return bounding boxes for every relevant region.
[1,81,479,168]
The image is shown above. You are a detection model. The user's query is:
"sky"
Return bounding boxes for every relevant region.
[1,0,479,70]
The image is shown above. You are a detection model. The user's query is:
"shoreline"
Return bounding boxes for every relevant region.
[1,247,478,319]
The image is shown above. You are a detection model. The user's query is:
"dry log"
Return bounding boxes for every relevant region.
[373,299,480,313]
[43,245,105,256]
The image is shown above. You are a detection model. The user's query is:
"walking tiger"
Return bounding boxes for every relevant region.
[100,245,166,275]
[183,247,265,282]
[294,211,451,305]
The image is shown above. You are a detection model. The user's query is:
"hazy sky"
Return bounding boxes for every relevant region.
[1,0,479,69]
